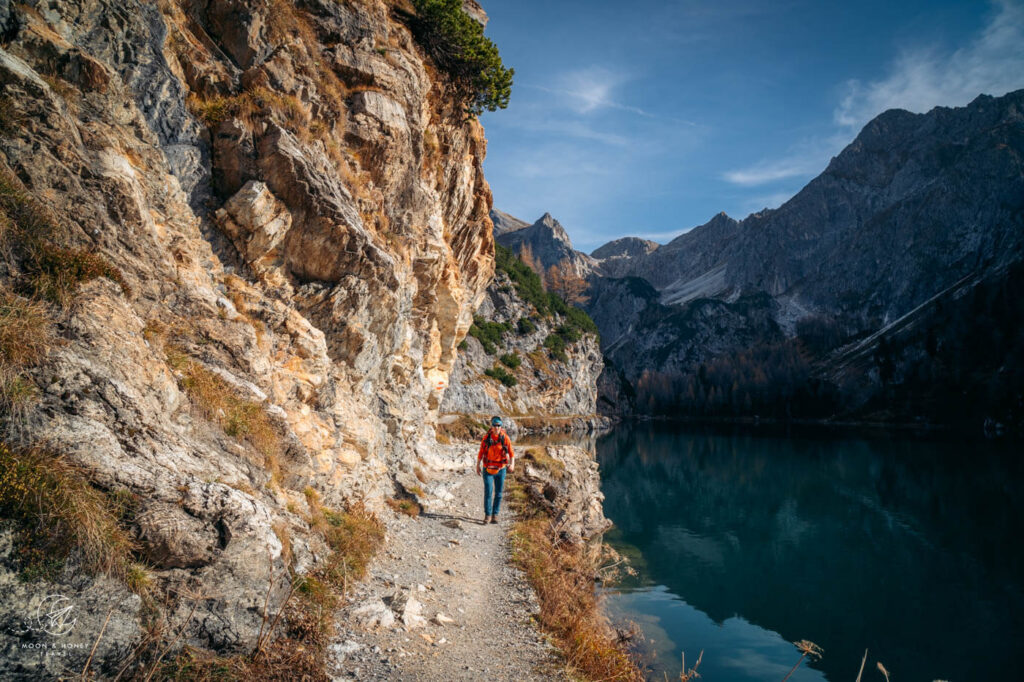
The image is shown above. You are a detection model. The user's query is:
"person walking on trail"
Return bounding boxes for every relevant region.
[476,416,515,524]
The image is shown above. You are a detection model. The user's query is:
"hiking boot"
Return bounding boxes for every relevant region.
[483,515,491,524]
[489,516,498,524]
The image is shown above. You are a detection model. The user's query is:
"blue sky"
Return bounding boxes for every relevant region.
[478,0,1024,252]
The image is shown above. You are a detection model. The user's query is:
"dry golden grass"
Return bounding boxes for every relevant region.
[435,414,488,442]
[272,521,293,569]
[678,649,704,681]
[0,166,128,304]
[0,287,52,410]
[41,74,79,105]
[386,496,421,517]
[27,244,131,303]
[166,346,282,485]
[509,510,643,681]
[782,639,824,682]
[521,446,566,480]
[0,94,24,136]
[508,468,642,681]
[187,87,308,131]
[0,442,148,591]
[152,495,384,682]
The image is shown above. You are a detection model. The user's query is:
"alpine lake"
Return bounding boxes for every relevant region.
[583,421,1024,681]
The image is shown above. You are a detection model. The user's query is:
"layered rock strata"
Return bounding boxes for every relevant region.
[0,0,495,673]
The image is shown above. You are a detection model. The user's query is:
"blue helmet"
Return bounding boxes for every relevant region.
[490,415,503,427]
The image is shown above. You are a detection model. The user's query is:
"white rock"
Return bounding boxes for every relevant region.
[389,591,427,630]
[352,599,396,630]
[432,613,455,626]
[329,639,362,661]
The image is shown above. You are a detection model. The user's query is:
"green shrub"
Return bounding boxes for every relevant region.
[484,365,517,387]
[467,315,511,355]
[495,245,550,316]
[409,0,514,116]
[517,317,536,335]
[494,244,598,342]
[544,334,568,363]
[548,291,568,316]
[499,352,521,369]
[556,324,582,344]
[565,305,599,335]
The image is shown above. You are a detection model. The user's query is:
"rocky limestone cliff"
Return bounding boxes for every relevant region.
[0,0,498,673]
[441,270,604,430]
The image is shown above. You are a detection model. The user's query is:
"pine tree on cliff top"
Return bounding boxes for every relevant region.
[409,0,514,116]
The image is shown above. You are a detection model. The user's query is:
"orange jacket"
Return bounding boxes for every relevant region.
[477,427,514,473]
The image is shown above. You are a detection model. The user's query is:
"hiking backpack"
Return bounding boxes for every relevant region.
[482,427,510,472]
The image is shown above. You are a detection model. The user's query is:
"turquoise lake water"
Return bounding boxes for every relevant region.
[595,423,1024,681]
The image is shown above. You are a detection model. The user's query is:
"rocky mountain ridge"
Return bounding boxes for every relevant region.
[492,210,598,279]
[602,93,1024,325]
[494,90,1024,430]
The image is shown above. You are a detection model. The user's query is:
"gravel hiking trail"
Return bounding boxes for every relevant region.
[328,462,566,681]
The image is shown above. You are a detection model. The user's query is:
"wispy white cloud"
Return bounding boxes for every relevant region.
[723,0,1024,188]
[722,132,850,187]
[835,0,1024,129]
[498,116,631,147]
[526,67,700,126]
[557,66,622,114]
[723,158,821,186]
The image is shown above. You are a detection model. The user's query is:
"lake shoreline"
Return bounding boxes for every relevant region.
[594,421,1024,681]
[613,413,1018,443]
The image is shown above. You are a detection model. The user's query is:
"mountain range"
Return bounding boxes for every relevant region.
[493,89,1024,431]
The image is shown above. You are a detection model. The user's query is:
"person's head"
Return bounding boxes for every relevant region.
[490,415,502,428]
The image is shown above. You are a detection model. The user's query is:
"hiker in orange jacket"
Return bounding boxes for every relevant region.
[476,415,514,524]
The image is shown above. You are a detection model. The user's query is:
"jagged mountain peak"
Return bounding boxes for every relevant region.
[490,208,530,236]
[531,212,572,244]
[591,237,660,261]
[664,211,738,249]
[493,209,596,278]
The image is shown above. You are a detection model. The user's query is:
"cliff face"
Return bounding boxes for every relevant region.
[0,0,493,672]
[441,269,603,426]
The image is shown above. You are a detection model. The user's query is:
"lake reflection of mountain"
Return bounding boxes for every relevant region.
[597,423,1024,681]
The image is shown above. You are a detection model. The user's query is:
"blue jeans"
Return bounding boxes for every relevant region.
[483,467,506,517]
